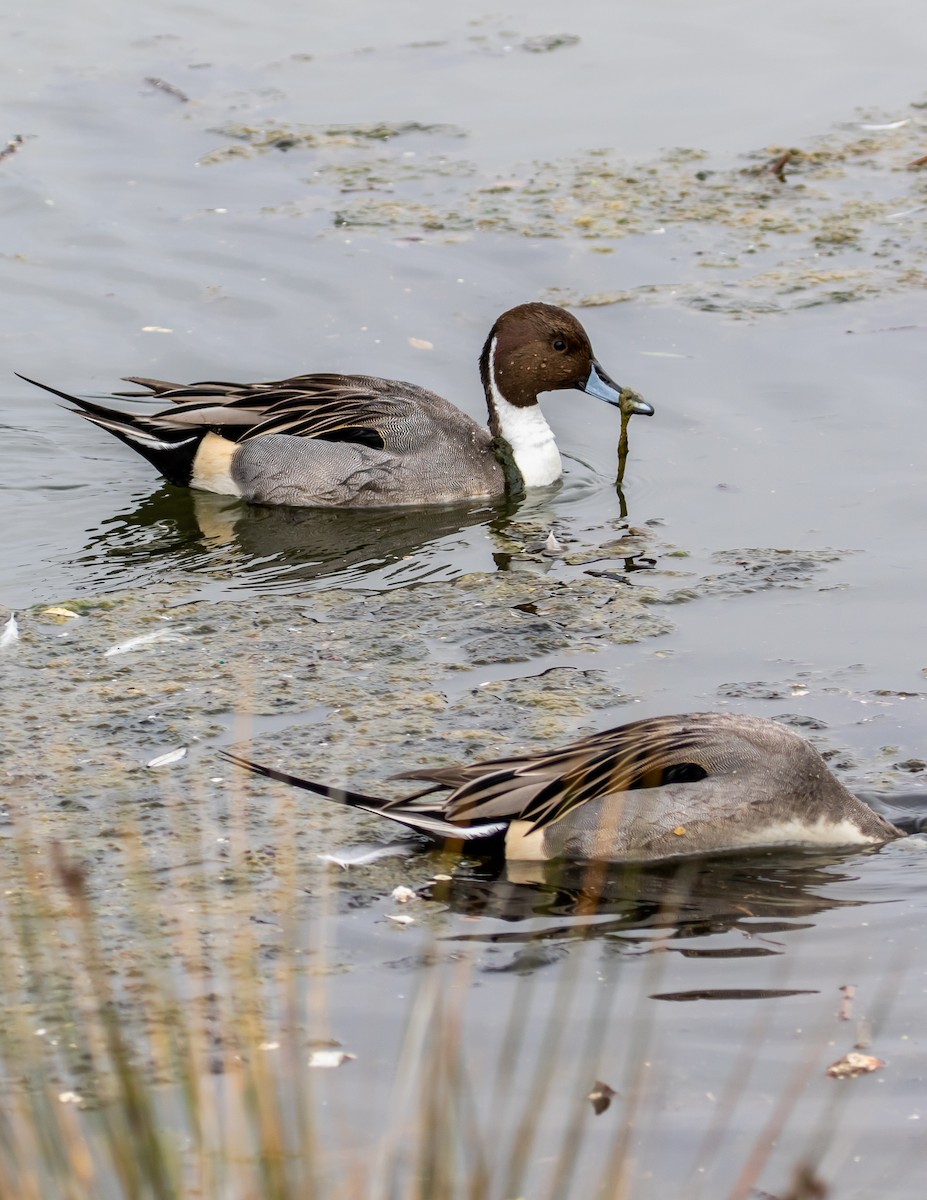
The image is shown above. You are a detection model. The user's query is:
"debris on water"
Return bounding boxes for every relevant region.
[826,1051,884,1079]
[57,1091,84,1105]
[522,33,580,53]
[144,76,190,103]
[146,747,188,769]
[858,118,909,130]
[407,337,433,350]
[103,628,187,657]
[386,913,415,926]
[318,843,413,869]
[519,531,557,558]
[0,134,24,165]
[884,204,927,220]
[308,1049,355,1068]
[42,606,80,621]
[0,612,19,649]
[835,984,859,1022]
[543,531,566,556]
[837,984,855,1021]
[587,1079,616,1115]
[765,148,796,181]
[391,885,417,903]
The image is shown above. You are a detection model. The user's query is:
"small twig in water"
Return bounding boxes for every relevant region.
[144,77,190,103]
[768,149,795,182]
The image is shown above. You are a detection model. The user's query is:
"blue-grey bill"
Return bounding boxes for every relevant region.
[583,361,654,416]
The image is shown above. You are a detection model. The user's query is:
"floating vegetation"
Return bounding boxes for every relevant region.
[199,104,927,313]
[521,33,581,53]
[200,121,466,163]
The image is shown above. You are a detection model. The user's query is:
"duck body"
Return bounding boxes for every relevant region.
[190,375,505,507]
[19,303,652,509]
[225,712,904,863]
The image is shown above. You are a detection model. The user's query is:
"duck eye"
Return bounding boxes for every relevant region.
[552,338,567,352]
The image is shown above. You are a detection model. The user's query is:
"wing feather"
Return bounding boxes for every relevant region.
[116,374,421,449]
[420,719,710,831]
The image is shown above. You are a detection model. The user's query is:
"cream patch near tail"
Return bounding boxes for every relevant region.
[505,820,550,861]
[191,432,242,496]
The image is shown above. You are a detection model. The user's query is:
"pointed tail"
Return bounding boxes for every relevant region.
[16,373,206,487]
[221,751,507,842]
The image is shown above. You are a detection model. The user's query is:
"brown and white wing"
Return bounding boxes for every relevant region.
[396,715,723,831]
[121,374,425,450]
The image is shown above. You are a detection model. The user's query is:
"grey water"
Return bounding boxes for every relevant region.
[3,1,927,1195]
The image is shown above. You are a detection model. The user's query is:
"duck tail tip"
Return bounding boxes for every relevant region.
[220,750,505,844]
[220,750,386,809]
[15,372,83,405]
[17,371,209,487]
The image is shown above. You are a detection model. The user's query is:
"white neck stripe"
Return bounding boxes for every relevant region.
[488,336,562,488]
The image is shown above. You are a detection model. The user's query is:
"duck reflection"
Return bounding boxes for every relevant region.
[428,850,872,954]
[77,483,512,591]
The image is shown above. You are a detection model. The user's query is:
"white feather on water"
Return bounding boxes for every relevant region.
[146,747,188,769]
[318,842,414,869]
[104,629,187,657]
[0,613,19,649]
[308,1050,355,1068]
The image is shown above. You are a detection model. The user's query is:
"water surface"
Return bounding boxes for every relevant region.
[3,2,927,1196]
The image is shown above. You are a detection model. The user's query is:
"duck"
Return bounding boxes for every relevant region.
[17,302,653,509]
[222,712,904,862]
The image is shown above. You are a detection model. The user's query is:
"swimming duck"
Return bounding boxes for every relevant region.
[223,712,904,862]
[18,302,652,508]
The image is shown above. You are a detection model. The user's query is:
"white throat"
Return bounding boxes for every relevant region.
[488,337,562,487]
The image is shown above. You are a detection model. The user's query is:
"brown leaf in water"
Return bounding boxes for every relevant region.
[826,1051,884,1079]
[587,1080,616,1115]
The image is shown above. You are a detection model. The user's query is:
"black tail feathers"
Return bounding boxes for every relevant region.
[221,751,508,843]
[17,373,206,486]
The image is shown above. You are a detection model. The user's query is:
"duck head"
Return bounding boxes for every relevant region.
[480,302,653,414]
